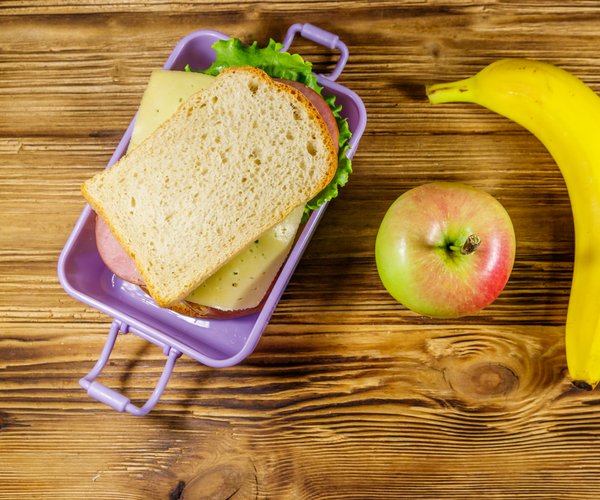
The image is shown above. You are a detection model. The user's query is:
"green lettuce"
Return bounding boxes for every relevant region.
[186,38,352,217]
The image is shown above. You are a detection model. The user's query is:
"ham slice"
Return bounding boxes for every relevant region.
[95,215,144,285]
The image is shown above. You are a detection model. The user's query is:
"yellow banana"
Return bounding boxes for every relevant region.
[426,59,600,389]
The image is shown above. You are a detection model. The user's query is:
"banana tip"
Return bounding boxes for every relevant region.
[572,380,596,391]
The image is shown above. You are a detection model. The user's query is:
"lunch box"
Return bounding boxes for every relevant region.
[57,23,367,416]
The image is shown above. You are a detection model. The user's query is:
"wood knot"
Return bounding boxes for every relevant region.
[0,412,8,432]
[111,60,124,83]
[424,41,442,59]
[174,460,257,499]
[447,362,518,399]
[169,480,186,500]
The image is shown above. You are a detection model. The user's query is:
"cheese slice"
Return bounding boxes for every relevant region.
[130,69,216,149]
[186,205,303,310]
[130,69,303,311]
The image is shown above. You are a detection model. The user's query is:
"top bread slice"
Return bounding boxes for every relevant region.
[82,66,337,307]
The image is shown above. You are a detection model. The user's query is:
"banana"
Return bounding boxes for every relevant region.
[426,59,600,389]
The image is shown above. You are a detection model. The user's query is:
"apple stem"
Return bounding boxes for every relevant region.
[459,234,481,255]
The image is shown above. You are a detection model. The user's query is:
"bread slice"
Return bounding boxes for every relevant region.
[82,66,337,307]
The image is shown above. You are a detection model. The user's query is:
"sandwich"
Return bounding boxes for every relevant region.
[82,38,352,318]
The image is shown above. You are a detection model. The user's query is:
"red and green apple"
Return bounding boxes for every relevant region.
[375,182,516,318]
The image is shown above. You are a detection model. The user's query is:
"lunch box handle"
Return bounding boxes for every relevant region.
[79,320,181,416]
[282,23,349,81]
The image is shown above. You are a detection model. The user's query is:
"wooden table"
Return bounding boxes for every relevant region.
[3,1,600,498]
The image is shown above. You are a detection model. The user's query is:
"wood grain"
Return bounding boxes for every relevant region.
[3,1,600,498]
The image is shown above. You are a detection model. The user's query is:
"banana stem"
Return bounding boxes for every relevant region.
[426,77,476,104]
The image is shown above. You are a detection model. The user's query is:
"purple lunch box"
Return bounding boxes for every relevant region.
[57,23,367,416]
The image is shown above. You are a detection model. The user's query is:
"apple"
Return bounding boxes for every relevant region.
[375,182,516,318]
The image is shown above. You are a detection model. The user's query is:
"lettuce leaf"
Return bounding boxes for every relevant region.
[186,38,352,217]
[204,39,320,92]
